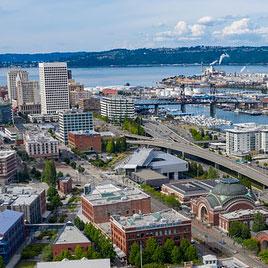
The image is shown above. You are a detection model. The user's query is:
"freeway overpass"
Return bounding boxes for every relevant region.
[126,138,268,188]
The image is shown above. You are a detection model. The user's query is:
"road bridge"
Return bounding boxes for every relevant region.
[126,138,268,188]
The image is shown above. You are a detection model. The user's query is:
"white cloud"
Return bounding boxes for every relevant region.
[174,20,189,35]
[222,18,250,36]
[198,16,215,26]
[190,24,205,36]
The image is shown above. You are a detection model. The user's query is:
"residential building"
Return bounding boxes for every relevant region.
[79,97,100,112]
[100,96,135,122]
[68,80,92,107]
[111,209,191,256]
[191,178,259,226]
[118,148,188,179]
[39,62,69,115]
[226,123,268,156]
[0,102,13,125]
[4,126,22,143]
[68,130,101,153]
[0,184,47,223]
[57,176,72,195]
[81,183,151,223]
[52,222,91,257]
[0,150,17,184]
[7,69,28,101]
[0,210,25,264]
[161,179,217,206]
[58,109,93,144]
[219,208,268,233]
[24,131,59,159]
[37,259,110,268]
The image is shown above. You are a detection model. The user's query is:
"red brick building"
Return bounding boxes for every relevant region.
[68,131,102,153]
[81,183,151,224]
[57,177,72,195]
[111,209,191,256]
[52,222,91,257]
[191,178,258,226]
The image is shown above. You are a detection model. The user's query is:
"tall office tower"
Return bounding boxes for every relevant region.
[58,109,93,144]
[39,62,70,115]
[16,79,40,105]
[7,69,28,101]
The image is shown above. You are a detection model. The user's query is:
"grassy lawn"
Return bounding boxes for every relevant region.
[15,261,36,268]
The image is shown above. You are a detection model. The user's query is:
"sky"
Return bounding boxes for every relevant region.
[1,0,268,53]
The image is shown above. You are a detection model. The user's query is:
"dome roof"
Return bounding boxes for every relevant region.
[211,178,248,197]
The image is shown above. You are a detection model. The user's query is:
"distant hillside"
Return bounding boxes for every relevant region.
[1,46,268,67]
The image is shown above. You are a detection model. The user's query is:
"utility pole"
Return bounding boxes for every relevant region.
[140,241,143,268]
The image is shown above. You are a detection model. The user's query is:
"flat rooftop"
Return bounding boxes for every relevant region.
[111,209,190,232]
[55,223,90,245]
[0,150,16,159]
[163,179,217,196]
[25,131,58,143]
[0,210,23,235]
[37,259,110,268]
[133,169,167,180]
[221,208,268,220]
[83,183,150,206]
[69,130,99,136]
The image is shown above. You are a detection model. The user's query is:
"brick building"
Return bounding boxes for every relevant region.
[78,97,100,112]
[52,222,91,257]
[81,183,151,223]
[111,209,191,256]
[57,176,72,195]
[68,130,102,153]
[219,208,268,233]
[191,178,259,226]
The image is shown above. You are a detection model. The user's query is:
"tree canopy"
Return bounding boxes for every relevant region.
[42,160,57,186]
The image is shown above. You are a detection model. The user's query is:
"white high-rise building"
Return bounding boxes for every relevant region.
[7,69,28,101]
[39,62,70,115]
[58,109,93,144]
[100,96,135,122]
[226,123,268,156]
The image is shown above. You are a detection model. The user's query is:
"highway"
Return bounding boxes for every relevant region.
[126,122,268,187]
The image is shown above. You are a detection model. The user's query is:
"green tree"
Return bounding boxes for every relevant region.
[74,245,86,259]
[143,264,165,268]
[129,242,139,265]
[229,221,251,240]
[0,256,4,268]
[185,245,198,261]
[41,245,53,261]
[57,171,64,178]
[54,249,72,261]
[42,160,57,185]
[74,217,85,231]
[171,246,183,264]
[47,186,62,210]
[259,249,268,264]
[163,239,175,263]
[143,238,158,264]
[252,212,267,232]
[205,167,219,179]
[243,238,259,254]
[31,167,41,180]
[70,161,77,169]
[152,246,165,264]
[106,140,115,154]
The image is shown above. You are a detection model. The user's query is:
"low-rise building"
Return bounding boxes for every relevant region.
[68,130,101,153]
[28,113,59,123]
[0,102,13,125]
[37,259,110,268]
[161,179,217,206]
[4,126,22,143]
[52,222,91,257]
[82,183,151,223]
[0,210,25,264]
[119,148,188,180]
[57,176,72,195]
[0,184,47,223]
[131,169,169,188]
[111,209,191,256]
[79,97,100,112]
[18,103,41,115]
[0,150,17,184]
[24,131,59,159]
[219,208,268,233]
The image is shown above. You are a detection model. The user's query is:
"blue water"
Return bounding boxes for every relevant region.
[1,65,268,125]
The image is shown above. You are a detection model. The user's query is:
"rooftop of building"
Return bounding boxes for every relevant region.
[59,109,92,116]
[0,210,23,235]
[101,96,134,101]
[163,179,218,196]
[58,176,72,183]
[0,150,16,159]
[133,169,167,180]
[4,126,18,133]
[25,131,58,143]
[68,130,100,136]
[37,258,110,268]
[122,148,187,170]
[0,184,46,207]
[111,209,190,231]
[54,222,90,245]
[226,123,268,133]
[82,183,150,206]
[221,208,268,220]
